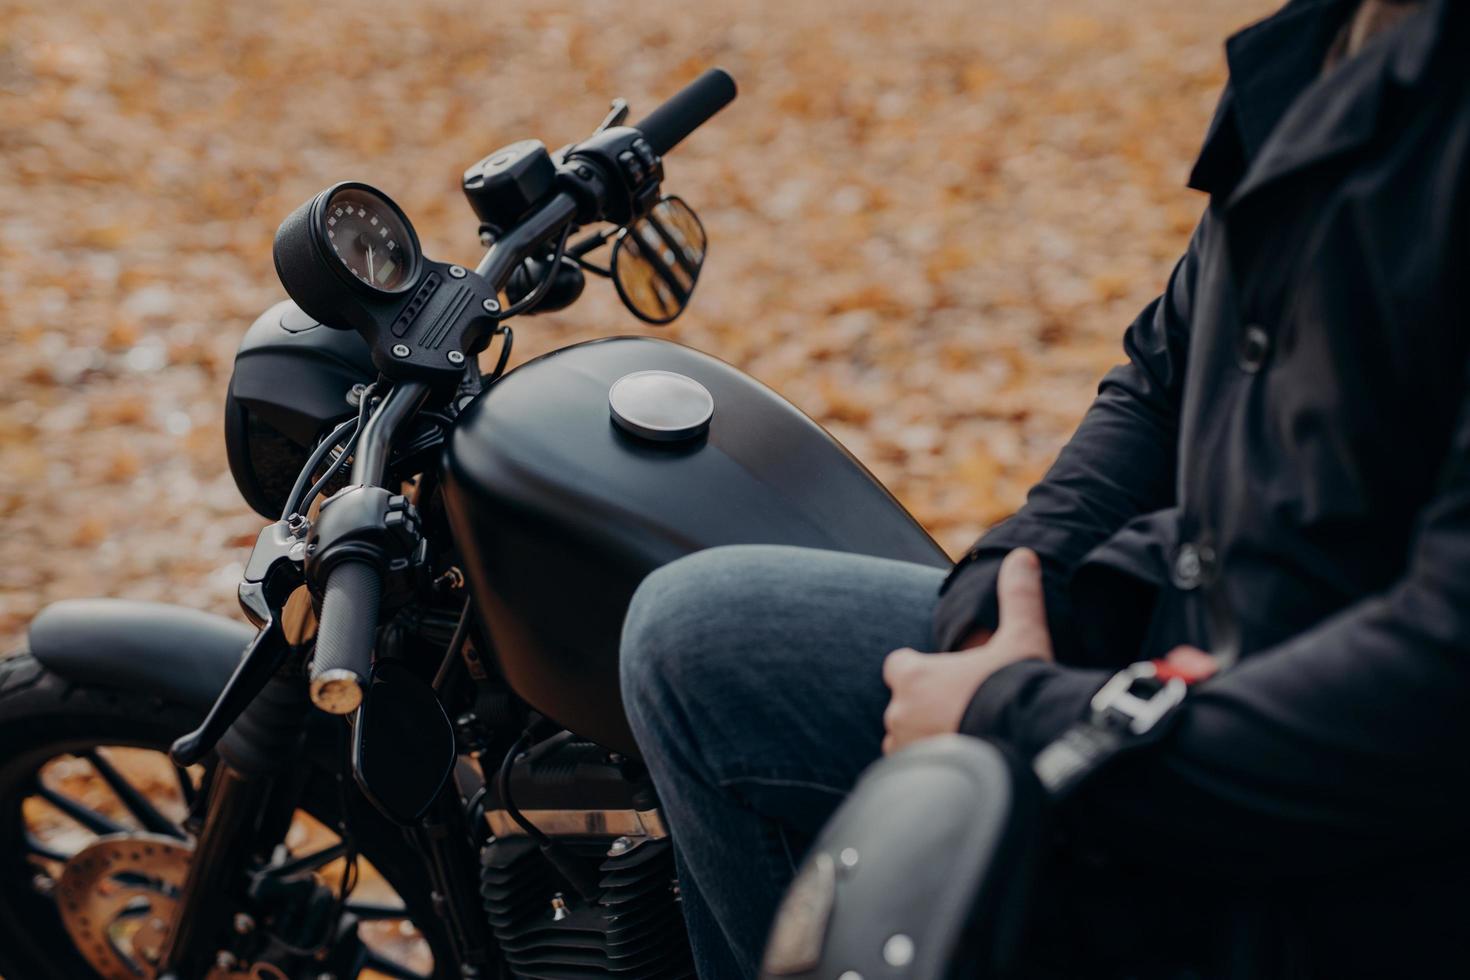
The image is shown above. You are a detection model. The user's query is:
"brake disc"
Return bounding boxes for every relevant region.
[55,832,194,979]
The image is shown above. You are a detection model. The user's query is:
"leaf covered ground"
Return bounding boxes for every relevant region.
[0,0,1268,646]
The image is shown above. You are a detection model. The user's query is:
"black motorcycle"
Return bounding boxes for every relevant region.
[0,68,950,979]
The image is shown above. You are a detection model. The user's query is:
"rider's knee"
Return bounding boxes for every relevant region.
[621,546,746,725]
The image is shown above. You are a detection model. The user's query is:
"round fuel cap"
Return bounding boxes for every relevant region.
[609,370,714,442]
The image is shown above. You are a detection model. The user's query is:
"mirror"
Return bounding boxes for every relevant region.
[352,659,455,825]
[612,196,707,324]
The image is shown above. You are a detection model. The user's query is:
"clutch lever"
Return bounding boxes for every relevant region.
[170,520,314,767]
[596,97,629,133]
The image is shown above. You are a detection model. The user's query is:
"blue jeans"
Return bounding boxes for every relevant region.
[620,544,946,979]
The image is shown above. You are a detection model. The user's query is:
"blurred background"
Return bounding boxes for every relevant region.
[0,0,1270,648]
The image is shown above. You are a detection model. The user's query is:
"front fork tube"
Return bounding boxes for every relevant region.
[411,791,499,976]
[158,664,311,977]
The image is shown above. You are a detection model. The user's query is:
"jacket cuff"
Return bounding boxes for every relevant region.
[933,549,1081,656]
[932,553,1005,651]
[958,660,1111,757]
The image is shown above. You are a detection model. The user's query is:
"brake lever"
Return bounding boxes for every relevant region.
[596,97,630,133]
[169,520,314,767]
[169,620,288,767]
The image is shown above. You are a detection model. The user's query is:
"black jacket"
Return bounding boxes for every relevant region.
[937,0,1470,971]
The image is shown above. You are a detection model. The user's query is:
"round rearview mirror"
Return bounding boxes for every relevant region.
[612,196,707,324]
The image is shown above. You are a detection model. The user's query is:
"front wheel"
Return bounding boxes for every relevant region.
[0,651,456,979]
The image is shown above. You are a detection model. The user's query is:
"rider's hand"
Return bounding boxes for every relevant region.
[882,548,1053,755]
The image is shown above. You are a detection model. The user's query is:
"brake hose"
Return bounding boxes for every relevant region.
[279,415,360,522]
[284,382,377,520]
[496,225,573,320]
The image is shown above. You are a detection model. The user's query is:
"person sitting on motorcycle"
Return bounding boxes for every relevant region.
[619,0,1470,976]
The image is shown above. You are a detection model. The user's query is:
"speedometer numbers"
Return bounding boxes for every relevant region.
[323,185,419,293]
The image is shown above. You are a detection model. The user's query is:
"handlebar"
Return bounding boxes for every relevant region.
[308,559,382,714]
[475,192,580,291]
[303,74,735,717]
[257,70,739,725]
[467,68,736,302]
[634,68,737,156]
[350,380,430,485]
[304,380,429,715]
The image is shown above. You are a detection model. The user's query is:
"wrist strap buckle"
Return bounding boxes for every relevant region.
[1089,661,1187,736]
[1033,661,1191,799]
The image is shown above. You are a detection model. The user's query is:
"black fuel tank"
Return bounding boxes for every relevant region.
[442,336,948,754]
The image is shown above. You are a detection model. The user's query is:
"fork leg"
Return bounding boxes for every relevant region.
[157,658,310,976]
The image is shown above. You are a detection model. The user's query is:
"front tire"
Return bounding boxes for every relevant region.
[0,651,455,979]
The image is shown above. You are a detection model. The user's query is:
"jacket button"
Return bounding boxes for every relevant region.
[1171,542,1215,590]
[1238,324,1271,373]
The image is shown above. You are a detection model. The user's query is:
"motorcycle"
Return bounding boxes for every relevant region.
[0,67,950,979]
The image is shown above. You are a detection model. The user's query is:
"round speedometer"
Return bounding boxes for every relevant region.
[321,184,420,293]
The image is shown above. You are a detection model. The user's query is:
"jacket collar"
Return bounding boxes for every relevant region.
[1186,0,1452,203]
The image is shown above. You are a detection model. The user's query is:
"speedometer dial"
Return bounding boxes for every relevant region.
[322,185,419,293]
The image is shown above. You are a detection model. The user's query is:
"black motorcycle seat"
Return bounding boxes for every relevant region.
[27,598,252,714]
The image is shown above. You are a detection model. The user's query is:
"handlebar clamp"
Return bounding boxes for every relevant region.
[304,485,425,598]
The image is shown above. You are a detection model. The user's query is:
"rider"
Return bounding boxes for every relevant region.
[619,0,1470,976]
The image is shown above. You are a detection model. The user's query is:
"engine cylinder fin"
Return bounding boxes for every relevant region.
[480,835,694,978]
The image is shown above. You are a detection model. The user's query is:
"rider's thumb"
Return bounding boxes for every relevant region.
[995,548,1052,660]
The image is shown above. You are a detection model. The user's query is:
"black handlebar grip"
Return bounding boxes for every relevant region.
[634,67,737,156]
[308,559,381,715]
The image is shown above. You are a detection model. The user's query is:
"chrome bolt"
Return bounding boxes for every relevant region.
[482,297,500,314]
[30,873,53,896]
[838,973,864,980]
[233,912,254,934]
[392,343,411,358]
[447,350,466,365]
[550,892,569,922]
[449,265,467,278]
[883,934,915,967]
[839,846,860,870]
[216,951,238,970]
[608,836,633,857]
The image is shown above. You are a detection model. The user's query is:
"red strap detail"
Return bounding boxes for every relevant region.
[1151,648,1218,685]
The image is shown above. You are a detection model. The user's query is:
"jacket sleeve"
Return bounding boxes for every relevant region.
[932,218,1204,652]
[961,373,1470,871]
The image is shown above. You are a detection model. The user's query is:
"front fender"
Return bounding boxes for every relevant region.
[27,599,253,715]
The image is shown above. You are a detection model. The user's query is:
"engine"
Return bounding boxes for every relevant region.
[472,733,695,978]
[480,836,692,978]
